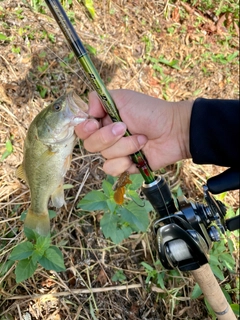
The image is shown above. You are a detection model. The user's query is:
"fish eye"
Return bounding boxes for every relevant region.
[53,103,62,112]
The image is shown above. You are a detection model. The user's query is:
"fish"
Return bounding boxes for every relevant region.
[16,91,89,236]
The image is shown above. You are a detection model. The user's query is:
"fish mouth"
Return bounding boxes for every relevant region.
[67,91,89,125]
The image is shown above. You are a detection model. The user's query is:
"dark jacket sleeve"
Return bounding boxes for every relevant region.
[190,98,240,169]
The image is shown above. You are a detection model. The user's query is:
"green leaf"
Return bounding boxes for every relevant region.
[128,174,143,190]
[191,283,202,299]
[102,179,114,198]
[119,201,149,232]
[158,56,181,70]
[227,237,235,255]
[111,270,126,282]
[106,175,115,185]
[221,287,232,304]
[106,199,117,213]
[39,247,65,272]
[5,139,13,153]
[210,264,225,281]
[219,253,235,271]
[231,304,240,316]
[85,43,97,55]
[157,273,166,290]
[227,51,239,62]
[204,298,217,320]
[0,139,14,161]
[211,241,226,254]
[225,207,236,219]
[1,150,10,161]
[35,236,51,256]
[100,212,131,244]
[100,211,118,237]
[77,190,108,211]
[83,0,96,19]
[0,260,15,276]
[209,254,219,266]
[31,251,42,265]
[9,241,34,261]
[127,189,142,203]
[0,33,9,41]
[89,301,98,320]
[20,210,27,221]
[48,210,57,219]
[112,225,132,244]
[141,261,154,271]
[15,258,37,283]
[24,227,38,241]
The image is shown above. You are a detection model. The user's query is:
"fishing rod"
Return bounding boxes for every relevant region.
[43,1,238,319]
[43,0,176,221]
[44,0,155,184]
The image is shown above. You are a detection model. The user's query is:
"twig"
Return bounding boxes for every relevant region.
[5,283,142,300]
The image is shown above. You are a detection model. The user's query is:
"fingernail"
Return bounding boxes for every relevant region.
[112,122,127,136]
[83,119,99,133]
[137,135,147,147]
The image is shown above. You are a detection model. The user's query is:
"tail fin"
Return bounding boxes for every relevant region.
[24,208,50,236]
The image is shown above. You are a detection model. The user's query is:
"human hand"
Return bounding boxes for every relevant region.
[75,89,193,176]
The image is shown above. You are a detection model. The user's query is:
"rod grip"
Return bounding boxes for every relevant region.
[191,264,236,320]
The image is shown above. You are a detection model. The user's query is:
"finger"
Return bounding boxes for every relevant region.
[88,91,107,118]
[75,119,100,140]
[84,122,127,152]
[103,157,139,176]
[101,135,147,159]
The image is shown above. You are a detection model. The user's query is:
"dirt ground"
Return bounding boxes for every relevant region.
[0,0,239,319]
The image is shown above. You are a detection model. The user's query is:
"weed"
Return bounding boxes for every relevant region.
[201,50,239,65]
[141,34,153,55]
[66,10,75,24]
[14,8,24,20]
[11,46,21,54]
[37,61,49,73]
[31,0,47,14]
[4,227,65,283]
[81,0,96,19]
[78,174,152,244]
[0,33,10,41]
[85,43,97,55]
[111,270,127,283]
[1,137,14,161]
[180,0,239,20]
[36,84,48,98]
[141,260,166,289]
[167,26,175,35]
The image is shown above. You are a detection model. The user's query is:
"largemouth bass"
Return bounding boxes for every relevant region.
[17,91,88,236]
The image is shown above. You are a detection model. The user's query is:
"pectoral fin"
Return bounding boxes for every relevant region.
[61,154,72,177]
[37,148,56,167]
[51,183,65,208]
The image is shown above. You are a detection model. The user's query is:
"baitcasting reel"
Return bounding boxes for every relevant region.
[141,168,240,271]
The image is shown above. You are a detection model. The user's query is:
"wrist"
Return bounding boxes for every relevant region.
[174,100,194,160]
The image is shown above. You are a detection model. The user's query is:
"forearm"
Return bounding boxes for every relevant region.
[190,98,240,168]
